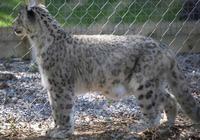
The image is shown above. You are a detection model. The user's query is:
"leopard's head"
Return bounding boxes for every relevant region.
[13,5,40,37]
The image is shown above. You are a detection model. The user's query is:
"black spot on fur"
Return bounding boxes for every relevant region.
[165,93,170,98]
[53,24,58,28]
[48,78,53,85]
[146,104,152,110]
[135,75,143,83]
[145,81,152,88]
[43,20,48,25]
[48,17,53,22]
[61,81,66,86]
[155,94,158,99]
[139,104,144,108]
[143,113,147,116]
[146,90,153,99]
[125,58,140,82]
[171,80,178,87]
[27,9,36,22]
[60,104,64,109]
[41,13,46,17]
[133,59,141,73]
[138,94,144,100]
[160,97,165,102]
[124,67,132,75]
[172,71,177,79]
[111,69,121,76]
[65,116,70,122]
[55,94,61,98]
[197,108,200,118]
[112,79,120,85]
[65,104,73,109]
[64,94,72,100]
[137,85,144,90]
[58,88,64,93]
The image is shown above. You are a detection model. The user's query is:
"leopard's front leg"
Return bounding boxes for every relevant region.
[46,81,75,138]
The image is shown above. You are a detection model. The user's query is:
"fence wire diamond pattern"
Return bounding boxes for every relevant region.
[0,0,200,138]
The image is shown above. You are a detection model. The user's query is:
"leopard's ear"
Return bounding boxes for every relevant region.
[27,7,36,22]
[28,0,40,10]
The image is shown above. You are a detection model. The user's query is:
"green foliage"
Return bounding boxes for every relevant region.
[0,0,182,27]
[0,0,22,27]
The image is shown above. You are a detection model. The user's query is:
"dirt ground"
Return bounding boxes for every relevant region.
[0,56,200,140]
[0,112,200,140]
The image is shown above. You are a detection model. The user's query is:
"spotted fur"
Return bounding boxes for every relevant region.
[13,5,200,138]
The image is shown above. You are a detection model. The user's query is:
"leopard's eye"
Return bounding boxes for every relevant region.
[18,13,21,17]
[18,10,23,18]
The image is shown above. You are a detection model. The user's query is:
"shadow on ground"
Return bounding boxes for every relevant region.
[1,113,200,140]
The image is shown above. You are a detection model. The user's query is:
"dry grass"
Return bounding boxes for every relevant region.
[0,113,200,140]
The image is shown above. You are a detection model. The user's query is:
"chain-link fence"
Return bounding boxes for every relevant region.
[0,0,200,138]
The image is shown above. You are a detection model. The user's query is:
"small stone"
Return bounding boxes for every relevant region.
[0,72,17,81]
[0,82,9,89]
[0,64,6,71]
[12,97,18,103]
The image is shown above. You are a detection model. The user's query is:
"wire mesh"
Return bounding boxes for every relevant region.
[0,0,200,138]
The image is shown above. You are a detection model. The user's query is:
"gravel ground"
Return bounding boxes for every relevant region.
[0,53,199,139]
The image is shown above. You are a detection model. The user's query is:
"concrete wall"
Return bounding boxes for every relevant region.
[0,22,200,59]
[0,27,30,59]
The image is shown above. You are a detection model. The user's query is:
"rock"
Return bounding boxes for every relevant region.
[0,64,6,71]
[0,82,9,89]
[0,72,17,81]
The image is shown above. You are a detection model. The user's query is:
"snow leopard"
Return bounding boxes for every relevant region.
[13,4,200,138]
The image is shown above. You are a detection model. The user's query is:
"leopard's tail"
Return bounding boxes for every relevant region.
[167,60,200,123]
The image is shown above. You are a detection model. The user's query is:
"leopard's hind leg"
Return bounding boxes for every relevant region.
[161,90,177,127]
[129,77,163,128]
